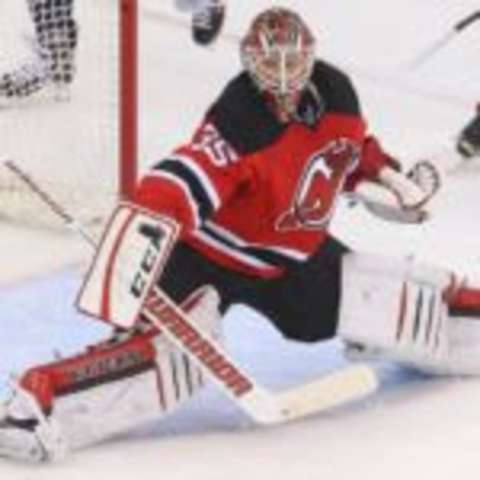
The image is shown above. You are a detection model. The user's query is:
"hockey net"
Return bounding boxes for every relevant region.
[0,0,137,232]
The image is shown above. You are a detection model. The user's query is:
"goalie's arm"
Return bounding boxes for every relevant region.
[134,166,202,232]
[345,135,402,189]
[134,144,254,235]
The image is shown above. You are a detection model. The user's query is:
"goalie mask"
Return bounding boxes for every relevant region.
[240,7,316,122]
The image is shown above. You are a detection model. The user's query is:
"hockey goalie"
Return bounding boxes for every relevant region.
[3,7,480,463]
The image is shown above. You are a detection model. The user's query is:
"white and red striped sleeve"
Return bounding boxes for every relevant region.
[134,121,254,232]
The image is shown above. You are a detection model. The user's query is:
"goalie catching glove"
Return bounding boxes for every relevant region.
[353,137,441,223]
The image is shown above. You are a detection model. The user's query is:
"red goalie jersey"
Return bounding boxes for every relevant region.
[135,61,392,279]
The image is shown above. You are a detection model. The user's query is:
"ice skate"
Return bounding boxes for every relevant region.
[192,0,225,45]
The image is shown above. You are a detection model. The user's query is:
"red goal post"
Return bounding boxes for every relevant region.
[120,0,138,203]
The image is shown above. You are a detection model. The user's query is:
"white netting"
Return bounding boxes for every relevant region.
[0,0,121,230]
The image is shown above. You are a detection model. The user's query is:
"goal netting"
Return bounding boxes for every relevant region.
[0,0,137,231]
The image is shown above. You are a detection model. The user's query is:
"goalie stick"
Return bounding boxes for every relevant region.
[4,158,378,424]
[143,286,376,424]
[407,10,480,70]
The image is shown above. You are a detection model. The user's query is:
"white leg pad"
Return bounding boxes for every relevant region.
[0,286,222,462]
[442,316,480,375]
[338,253,454,372]
[57,286,222,451]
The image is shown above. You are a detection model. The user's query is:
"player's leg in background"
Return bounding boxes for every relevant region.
[432,102,480,173]
[174,0,226,46]
[0,0,78,102]
[456,103,480,159]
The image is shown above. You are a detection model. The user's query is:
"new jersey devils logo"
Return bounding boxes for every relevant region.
[276,138,360,231]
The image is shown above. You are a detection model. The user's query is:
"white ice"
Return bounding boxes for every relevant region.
[1,0,480,478]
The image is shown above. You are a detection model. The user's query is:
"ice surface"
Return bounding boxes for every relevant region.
[2,270,480,480]
[1,0,480,478]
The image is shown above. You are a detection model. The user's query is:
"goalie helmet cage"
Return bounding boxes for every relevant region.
[0,0,138,230]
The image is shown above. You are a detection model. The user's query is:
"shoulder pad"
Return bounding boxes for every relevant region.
[208,73,286,154]
[310,61,361,116]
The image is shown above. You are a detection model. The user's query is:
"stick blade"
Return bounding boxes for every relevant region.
[277,364,378,421]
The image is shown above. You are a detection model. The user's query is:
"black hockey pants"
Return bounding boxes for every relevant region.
[159,237,349,343]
